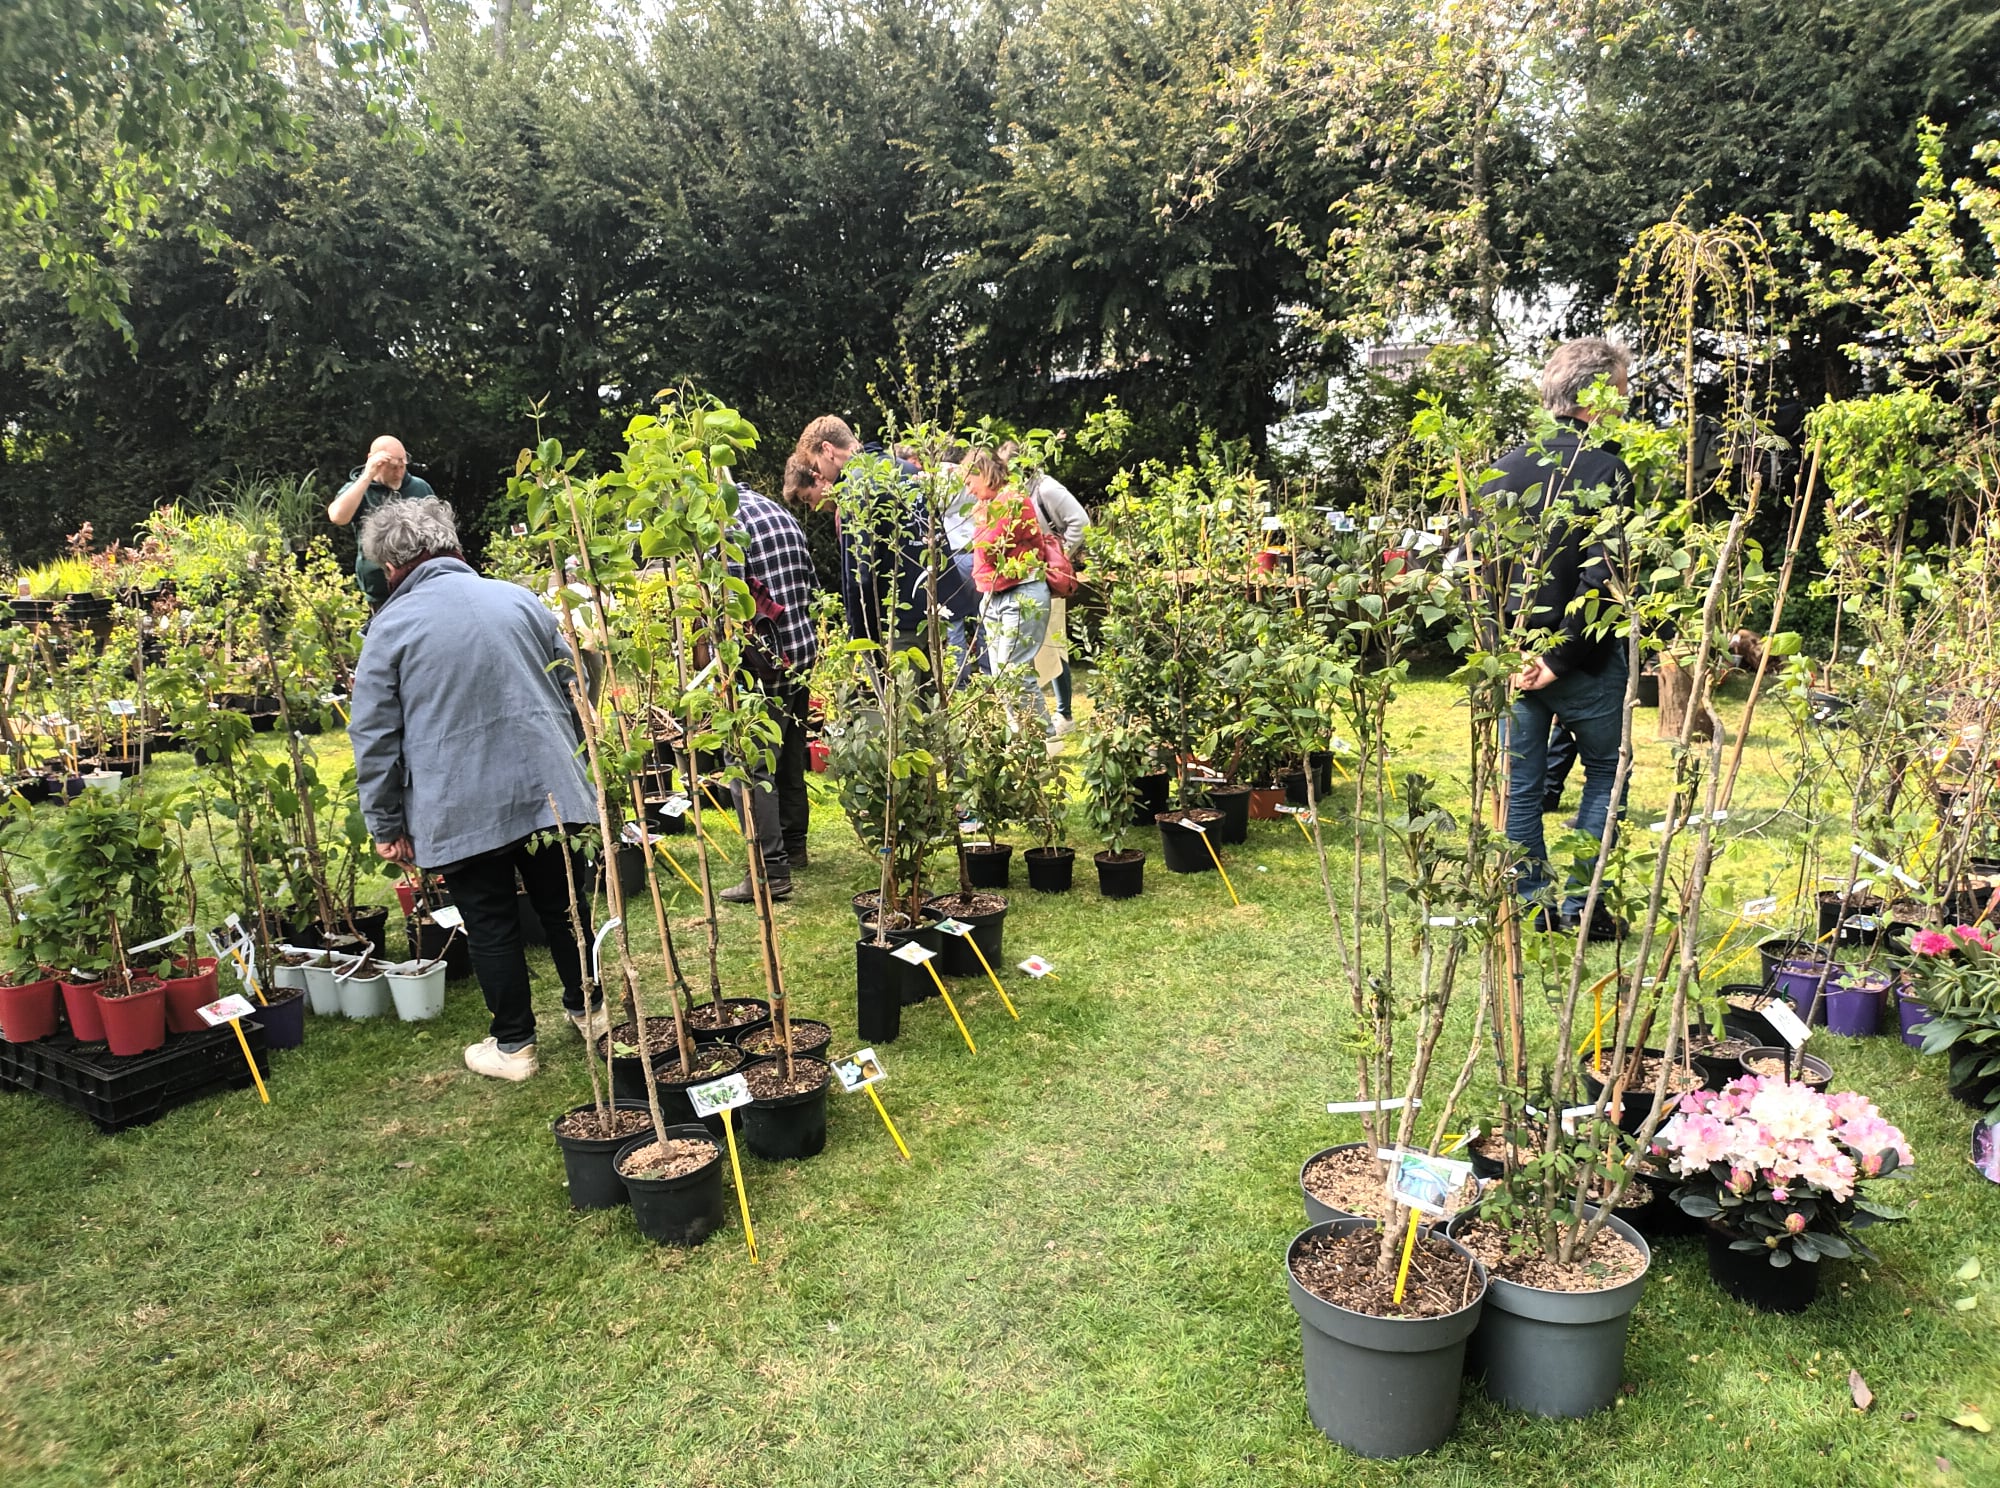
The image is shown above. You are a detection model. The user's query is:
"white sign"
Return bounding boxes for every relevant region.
[656,794,692,819]
[1852,843,1922,891]
[1328,512,1356,532]
[688,1073,753,1117]
[1018,956,1055,978]
[1181,818,1208,835]
[1427,915,1480,927]
[1389,1152,1475,1216]
[1325,1096,1417,1115]
[196,994,258,1026]
[1742,896,1779,918]
[933,918,972,938]
[624,519,645,533]
[890,941,937,966]
[1763,999,1813,1050]
[105,699,139,716]
[832,1048,886,1092]
[510,523,529,537]
[1260,515,1286,532]
[429,905,464,930]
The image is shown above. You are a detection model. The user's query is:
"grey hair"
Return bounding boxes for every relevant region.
[1539,338,1630,415]
[360,496,460,570]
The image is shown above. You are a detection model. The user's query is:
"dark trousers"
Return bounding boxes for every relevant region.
[1054,655,1074,719]
[774,679,810,860]
[440,831,598,1047]
[1544,719,1578,808]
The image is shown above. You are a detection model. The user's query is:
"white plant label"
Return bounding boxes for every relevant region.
[620,821,647,846]
[1843,915,1880,932]
[657,794,692,818]
[962,818,983,834]
[1742,896,1779,918]
[1427,914,1480,928]
[510,523,529,537]
[429,905,464,930]
[1326,1096,1417,1115]
[1763,1000,1813,1050]
[1181,819,1208,835]
[1328,512,1356,532]
[832,1048,886,1092]
[1389,1152,1475,1216]
[1428,513,1451,531]
[1557,1103,1599,1135]
[196,994,258,1027]
[624,519,644,533]
[1260,515,1286,532]
[932,918,972,938]
[1366,515,1384,531]
[688,1073,753,1117]
[105,699,139,716]
[1850,843,1922,891]
[890,941,937,966]
[1018,956,1055,978]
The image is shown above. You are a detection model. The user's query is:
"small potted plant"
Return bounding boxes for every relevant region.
[1077,715,1148,898]
[1656,1074,1911,1313]
[1909,923,2000,1109]
[1019,740,1074,894]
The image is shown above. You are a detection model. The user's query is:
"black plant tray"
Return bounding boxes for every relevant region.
[0,1023,269,1132]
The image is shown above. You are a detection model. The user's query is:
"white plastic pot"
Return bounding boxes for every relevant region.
[386,961,447,1021]
[298,957,342,1016]
[338,969,391,1019]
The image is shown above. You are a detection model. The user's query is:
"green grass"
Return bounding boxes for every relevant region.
[2,678,1997,1486]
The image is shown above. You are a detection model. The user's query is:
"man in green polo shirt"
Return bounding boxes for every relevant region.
[328,435,438,605]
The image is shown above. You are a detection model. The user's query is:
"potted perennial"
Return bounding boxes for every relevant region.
[1909,923,2000,1111]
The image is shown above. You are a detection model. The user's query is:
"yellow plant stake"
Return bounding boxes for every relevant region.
[721,1108,757,1262]
[832,1047,910,1161]
[195,993,270,1104]
[933,918,1018,1020]
[1392,1206,1423,1305]
[689,1074,759,1261]
[919,958,978,1053]
[656,846,703,896]
[1196,827,1241,907]
[867,1086,911,1161]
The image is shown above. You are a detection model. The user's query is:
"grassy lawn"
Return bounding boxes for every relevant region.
[2,674,1997,1487]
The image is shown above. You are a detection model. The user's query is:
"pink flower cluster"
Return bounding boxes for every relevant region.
[1910,924,1994,956]
[1655,1075,1911,1204]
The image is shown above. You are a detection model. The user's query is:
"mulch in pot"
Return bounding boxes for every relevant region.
[737,1020,832,1059]
[1452,1216,1646,1293]
[617,1135,717,1180]
[1302,1144,1476,1221]
[553,1105,654,1142]
[1290,1226,1479,1319]
[926,891,1006,918]
[687,999,766,1032]
[743,1057,830,1100]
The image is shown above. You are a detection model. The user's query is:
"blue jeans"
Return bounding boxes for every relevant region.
[1504,652,1627,917]
[982,579,1050,727]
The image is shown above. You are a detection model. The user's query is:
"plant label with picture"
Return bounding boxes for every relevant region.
[932,918,972,938]
[1388,1152,1475,1216]
[657,794,692,819]
[688,1073,754,1118]
[832,1048,886,1092]
[624,519,644,533]
[890,941,937,966]
[1763,999,1813,1050]
[105,699,139,716]
[196,994,258,1027]
[1018,956,1055,978]
[510,523,529,537]
[429,905,464,930]
[1742,896,1779,918]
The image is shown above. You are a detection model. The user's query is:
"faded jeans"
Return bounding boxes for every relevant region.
[982,578,1050,728]
[1504,650,1627,917]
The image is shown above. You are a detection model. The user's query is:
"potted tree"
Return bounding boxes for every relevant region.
[1077,714,1149,898]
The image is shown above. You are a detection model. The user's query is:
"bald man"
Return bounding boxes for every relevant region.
[330,436,437,606]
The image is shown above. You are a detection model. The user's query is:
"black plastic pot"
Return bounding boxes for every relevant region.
[857,921,945,1006]
[1756,936,1817,991]
[615,1127,726,1246]
[924,894,1006,977]
[1208,784,1252,845]
[1576,1050,1688,1136]
[733,1018,833,1063]
[962,843,1012,889]
[1156,810,1223,874]
[688,998,771,1047]
[1287,1218,1488,1458]
[614,840,649,900]
[257,986,306,1051]
[739,1059,830,1160]
[1024,846,1076,894]
[609,1038,742,1109]
[1704,1223,1818,1312]
[1689,1040,1749,1092]
[1095,849,1146,899]
[1280,769,1311,807]
[1816,891,1888,948]
[1628,1168,1704,1239]
[1131,771,1171,827]
[1446,1208,1649,1419]
[1741,1046,1832,1088]
[855,939,905,1043]
[350,907,390,960]
[406,914,473,981]
[552,1099,652,1210]
[1719,984,1785,1047]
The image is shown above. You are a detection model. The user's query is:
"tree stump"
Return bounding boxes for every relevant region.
[1656,657,1718,742]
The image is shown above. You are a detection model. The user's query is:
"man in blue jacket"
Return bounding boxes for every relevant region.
[347,498,601,1082]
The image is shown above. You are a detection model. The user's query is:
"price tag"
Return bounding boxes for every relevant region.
[1428,513,1452,531]
[65,724,82,743]
[1427,914,1480,927]
[1762,999,1813,1050]
[429,905,464,930]
[1387,1151,1475,1216]
[624,519,645,533]
[1742,896,1779,918]
[933,918,972,938]
[1018,956,1055,978]
[1366,515,1384,531]
[196,994,258,1026]
[1843,915,1880,932]
[890,941,937,966]
[510,523,529,537]
[832,1048,886,1092]
[1414,531,1443,553]
[105,699,139,716]
[1216,499,1234,514]
[688,1073,754,1117]
[1325,1096,1417,1115]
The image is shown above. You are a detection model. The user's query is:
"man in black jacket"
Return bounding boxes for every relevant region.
[1483,338,1633,937]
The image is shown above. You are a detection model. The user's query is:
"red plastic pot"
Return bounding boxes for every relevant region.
[0,976,59,1043]
[94,976,167,1056]
[60,978,108,1042]
[161,956,220,1034]
[394,880,420,915]
[808,739,830,773]
[1247,787,1286,820]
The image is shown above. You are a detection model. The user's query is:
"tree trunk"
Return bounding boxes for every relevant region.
[1656,657,1715,743]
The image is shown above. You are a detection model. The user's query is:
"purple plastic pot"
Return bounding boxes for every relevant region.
[1773,957,1833,1026]
[1822,975,1886,1037]
[1897,993,1933,1050]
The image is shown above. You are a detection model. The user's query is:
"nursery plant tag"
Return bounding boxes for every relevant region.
[688,1073,753,1118]
[657,794,692,818]
[933,918,972,937]
[1260,515,1286,532]
[624,519,644,533]
[429,905,464,931]
[1328,512,1356,532]
[1844,915,1880,932]
[890,941,936,966]
[833,1048,886,1092]
[1018,956,1055,978]
[197,994,257,1026]
[1325,1096,1416,1115]
[105,699,138,715]
[1743,896,1779,918]
[510,523,529,537]
[1763,1000,1812,1050]
[1557,1103,1599,1136]
[1388,1152,1475,1216]
[1181,818,1208,834]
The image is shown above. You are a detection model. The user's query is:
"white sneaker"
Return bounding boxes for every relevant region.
[464,1037,538,1081]
[565,1006,610,1041]
[1048,716,1074,738]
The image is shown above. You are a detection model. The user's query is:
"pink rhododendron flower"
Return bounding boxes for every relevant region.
[1909,928,1956,956]
[1953,924,1993,953]
[1749,1082,1829,1142]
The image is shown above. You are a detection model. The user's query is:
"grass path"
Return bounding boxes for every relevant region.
[2,678,1996,1486]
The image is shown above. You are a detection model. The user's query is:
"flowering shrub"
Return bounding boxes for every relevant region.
[1655,1075,1910,1267]
[1909,923,2000,1114]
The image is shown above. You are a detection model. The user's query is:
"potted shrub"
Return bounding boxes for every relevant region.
[1078,714,1148,898]
[1909,924,2000,1110]
[1019,737,1074,894]
[1656,1074,1911,1313]
[928,670,1022,971]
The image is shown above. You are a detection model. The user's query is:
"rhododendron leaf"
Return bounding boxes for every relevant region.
[1792,1233,1821,1260]
[1814,1234,1852,1259]
[1850,1371,1874,1412]
[1679,1194,1721,1218]
[1769,1248,1793,1268]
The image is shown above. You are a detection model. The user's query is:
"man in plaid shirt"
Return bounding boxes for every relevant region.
[719,483,819,903]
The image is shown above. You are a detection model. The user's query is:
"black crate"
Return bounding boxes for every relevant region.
[0,1022,270,1132]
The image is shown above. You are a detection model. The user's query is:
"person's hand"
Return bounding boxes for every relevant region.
[362,449,390,482]
[1513,657,1558,691]
[376,836,414,865]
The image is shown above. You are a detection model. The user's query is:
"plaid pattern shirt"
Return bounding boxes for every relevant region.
[730,488,819,675]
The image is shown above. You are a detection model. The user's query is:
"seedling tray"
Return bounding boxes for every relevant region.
[0,1023,269,1132]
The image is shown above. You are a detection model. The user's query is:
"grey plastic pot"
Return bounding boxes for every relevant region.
[1444,1207,1650,1418]
[1299,1142,1369,1226]
[1287,1218,1487,1459]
